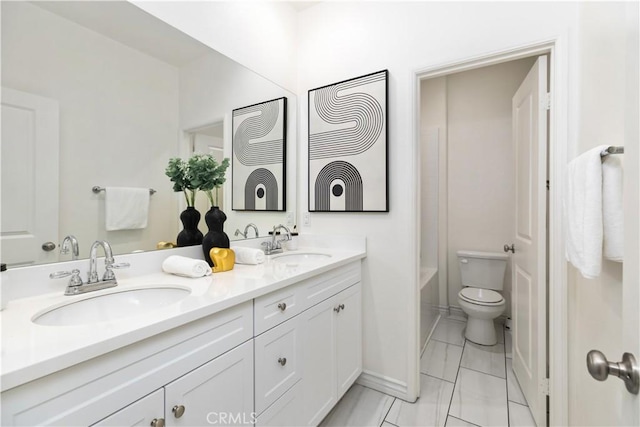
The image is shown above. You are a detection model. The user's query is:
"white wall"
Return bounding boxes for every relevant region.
[131,1,298,92]
[297,1,578,400]
[568,2,637,425]
[445,58,535,317]
[2,2,180,258]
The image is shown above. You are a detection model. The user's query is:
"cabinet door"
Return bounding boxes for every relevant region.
[255,315,303,414]
[335,283,362,398]
[301,296,337,426]
[255,380,303,427]
[164,340,254,427]
[92,389,164,427]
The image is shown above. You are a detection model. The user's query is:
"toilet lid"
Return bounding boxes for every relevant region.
[459,287,504,305]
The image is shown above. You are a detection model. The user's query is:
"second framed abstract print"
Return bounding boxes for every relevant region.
[232,97,286,211]
[308,70,388,212]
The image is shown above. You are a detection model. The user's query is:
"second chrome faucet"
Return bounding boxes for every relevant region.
[50,240,129,296]
[261,225,292,255]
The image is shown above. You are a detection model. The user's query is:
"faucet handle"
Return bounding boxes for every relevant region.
[50,269,83,287]
[103,262,130,281]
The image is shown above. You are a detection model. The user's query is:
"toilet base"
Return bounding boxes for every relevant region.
[465,317,497,346]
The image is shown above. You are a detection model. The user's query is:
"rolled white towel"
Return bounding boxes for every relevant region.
[234,247,265,265]
[162,255,212,278]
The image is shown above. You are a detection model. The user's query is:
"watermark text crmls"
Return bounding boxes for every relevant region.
[206,411,257,425]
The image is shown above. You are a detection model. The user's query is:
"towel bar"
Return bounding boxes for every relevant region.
[92,186,156,195]
[600,146,624,157]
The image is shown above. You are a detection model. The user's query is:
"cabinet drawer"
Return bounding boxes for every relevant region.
[255,380,302,427]
[254,262,361,335]
[254,285,302,335]
[302,263,361,309]
[254,315,303,415]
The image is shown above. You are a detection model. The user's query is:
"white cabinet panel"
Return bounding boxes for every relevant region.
[255,315,303,414]
[92,389,164,427]
[164,340,254,427]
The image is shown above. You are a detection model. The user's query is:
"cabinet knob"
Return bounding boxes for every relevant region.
[172,405,185,418]
[278,357,287,366]
[150,418,165,427]
[277,302,287,311]
[334,304,345,313]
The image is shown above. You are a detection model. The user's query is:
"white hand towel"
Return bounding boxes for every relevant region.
[162,255,212,278]
[105,187,149,231]
[602,155,624,261]
[565,145,607,279]
[234,247,265,265]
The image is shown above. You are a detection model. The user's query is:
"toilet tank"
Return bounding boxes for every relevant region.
[457,250,508,291]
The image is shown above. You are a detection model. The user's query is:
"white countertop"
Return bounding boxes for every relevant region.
[0,244,365,392]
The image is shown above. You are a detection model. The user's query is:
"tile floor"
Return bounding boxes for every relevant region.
[319,318,536,427]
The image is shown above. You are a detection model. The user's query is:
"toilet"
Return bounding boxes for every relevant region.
[456,250,508,345]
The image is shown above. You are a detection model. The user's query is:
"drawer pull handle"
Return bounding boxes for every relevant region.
[150,418,165,427]
[172,405,185,418]
[334,304,345,313]
[278,302,287,311]
[278,357,287,366]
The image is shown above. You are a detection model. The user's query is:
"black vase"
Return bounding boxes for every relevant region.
[177,207,203,247]
[202,206,230,267]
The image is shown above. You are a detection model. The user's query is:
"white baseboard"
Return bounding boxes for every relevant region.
[436,305,450,317]
[356,370,411,401]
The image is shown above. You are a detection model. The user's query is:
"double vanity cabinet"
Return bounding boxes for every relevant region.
[1,248,364,427]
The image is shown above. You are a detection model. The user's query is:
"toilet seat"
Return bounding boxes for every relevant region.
[459,287,504,306]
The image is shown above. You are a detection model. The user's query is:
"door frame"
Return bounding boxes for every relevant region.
[411,36,570,425]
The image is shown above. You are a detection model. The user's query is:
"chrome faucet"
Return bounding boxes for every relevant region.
[244,223,259,238]
[50,239,129,295]
[88,240,115,283]
[60,235,79,260]
[235,223,260,239]
[261,224,291,255]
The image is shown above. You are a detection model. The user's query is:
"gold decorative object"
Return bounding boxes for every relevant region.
[209,248,235,272]
[157,241,176,249]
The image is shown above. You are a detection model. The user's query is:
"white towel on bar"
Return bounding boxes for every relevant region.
[162,255,212,278]
[602,154,624,262]
[565,145,607,279]
[105,187,149,231]
[234,247,265,265]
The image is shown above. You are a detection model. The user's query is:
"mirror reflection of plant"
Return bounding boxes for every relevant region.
[190,155,230,207]
[165,157,197,207]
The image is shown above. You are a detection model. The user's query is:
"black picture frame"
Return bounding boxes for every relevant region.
[232,97,287,212]
[308,70,389,212]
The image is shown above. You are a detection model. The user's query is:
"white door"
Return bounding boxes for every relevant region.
[335,283,362,398]
[301,295,337,426]
[511,56,548,427]
[191,125,225,212]
[1,88,59,266]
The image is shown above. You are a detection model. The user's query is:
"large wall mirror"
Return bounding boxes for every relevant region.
[1,1,297,267]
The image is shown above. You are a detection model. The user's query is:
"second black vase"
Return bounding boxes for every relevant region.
[177,207,203,247]
[202,206,230,267]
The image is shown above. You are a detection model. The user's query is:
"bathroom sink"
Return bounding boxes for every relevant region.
[270,252,332,264]
[32,286,191,326]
